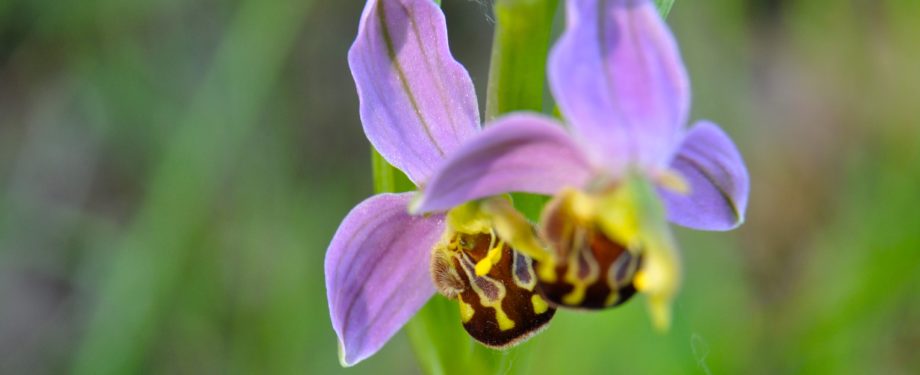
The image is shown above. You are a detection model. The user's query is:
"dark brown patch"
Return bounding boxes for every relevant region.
[536,196,641,310]
[435,232,556,348]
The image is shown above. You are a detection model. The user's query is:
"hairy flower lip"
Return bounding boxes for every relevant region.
[534,187,645,310]
[430,211,557,349]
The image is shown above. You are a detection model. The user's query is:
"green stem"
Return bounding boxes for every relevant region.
[485,0,559,221]
[371,148,397,193]
[655,0,676,18]
[484,0,560,120]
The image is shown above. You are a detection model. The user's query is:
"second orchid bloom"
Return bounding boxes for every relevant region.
[327,0,750,367]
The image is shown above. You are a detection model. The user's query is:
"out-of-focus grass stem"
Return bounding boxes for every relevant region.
[72,0,313,373]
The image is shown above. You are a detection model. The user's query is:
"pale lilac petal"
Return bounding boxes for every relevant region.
[325,193,444,366]
[549,0,690,171]
[349,0,480,185]
[660,121,749,231]
[414,114,594,213]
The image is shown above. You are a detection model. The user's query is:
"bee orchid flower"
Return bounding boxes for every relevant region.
[325,0,571,366]
[413,0,750,329]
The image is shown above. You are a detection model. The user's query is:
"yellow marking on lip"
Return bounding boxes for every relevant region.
[560,227,599,306]
[562,282,588,305]
[495,307,515,331]
[474,240,504,276]
[531,294,549,314]
[457,252,515,332]
[458,295,475,323]
[634,270,648,291]
[537,260,557,283]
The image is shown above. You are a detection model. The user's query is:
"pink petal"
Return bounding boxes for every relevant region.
[325,193,444,366]
[660,121,750,231]
[549,0,690,171]
[414,113,594,213]
[349,0,480,184]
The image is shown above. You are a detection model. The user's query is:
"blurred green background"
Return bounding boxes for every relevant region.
[1,0,918,373]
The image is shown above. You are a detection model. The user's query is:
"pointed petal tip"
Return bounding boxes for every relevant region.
[661,121,749,231]
[728,217,746,232]
[722,215,745,232]
[337,340,355,367]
